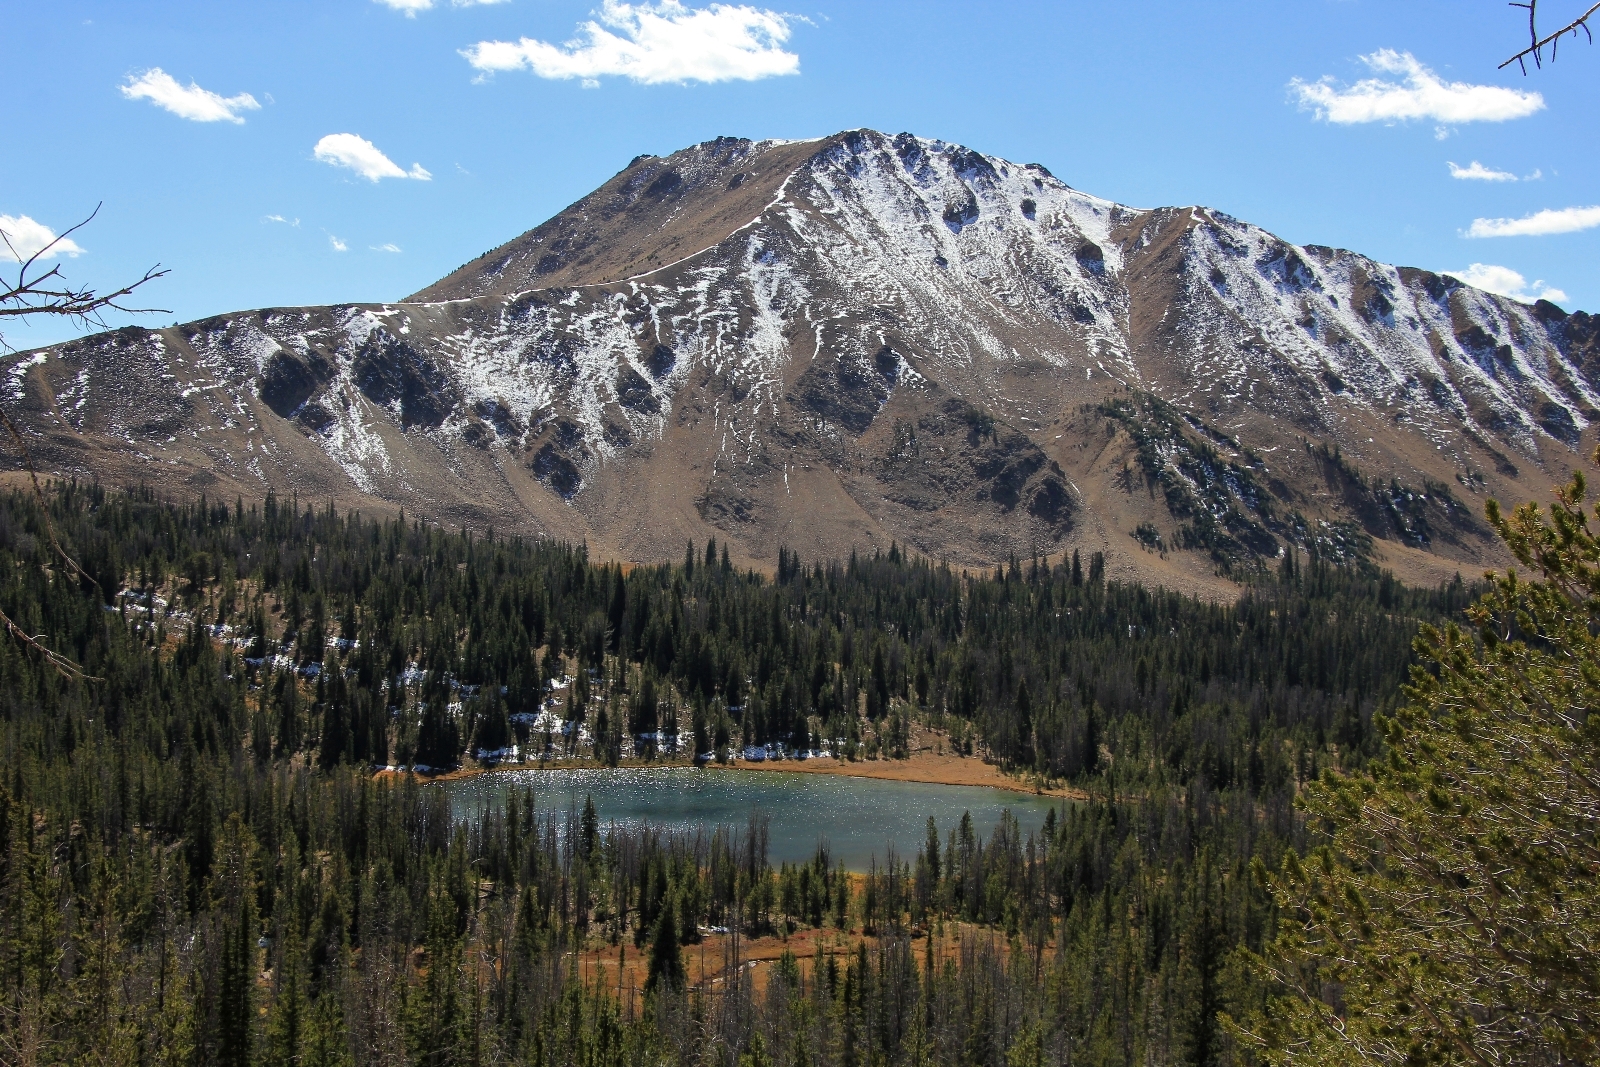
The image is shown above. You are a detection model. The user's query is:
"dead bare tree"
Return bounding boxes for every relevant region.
[1,204,168,349]
[1503,0,1600,71]
[0,205,168,680]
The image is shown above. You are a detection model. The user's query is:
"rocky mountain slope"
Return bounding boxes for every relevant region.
[8,129,1600,592]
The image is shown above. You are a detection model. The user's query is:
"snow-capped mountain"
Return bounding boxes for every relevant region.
[8,130,1599,591]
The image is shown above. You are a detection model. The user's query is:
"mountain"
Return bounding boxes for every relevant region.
[8,129,1600,593]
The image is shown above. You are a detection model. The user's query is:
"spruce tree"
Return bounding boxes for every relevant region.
[303,993,353,1067]
[645,899,684,993]
[218,905,254,1067]
[264,922,305,1067]
[408,878,465,1067]
[415,698,460,771]
[317,665,350,770]
[1243,460,1600,1065]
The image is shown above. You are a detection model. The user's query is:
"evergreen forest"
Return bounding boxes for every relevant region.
[0,482,1494,1066]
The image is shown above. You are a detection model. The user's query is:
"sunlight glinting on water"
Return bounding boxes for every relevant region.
[443,767,1066,870]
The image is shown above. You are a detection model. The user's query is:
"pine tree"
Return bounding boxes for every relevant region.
[580,795,598,861]
[469,687,510,758]
[218,904,254,1067]
[415,697,460,771]
[317,665,350,770]
[1174,850,1227,1067]
[408,878,464,1067]
[264,922,306,1067]
[303,992,353,1067]
[273,668,300,757]
[645,899,684,993]
[1242,460,1600,1065]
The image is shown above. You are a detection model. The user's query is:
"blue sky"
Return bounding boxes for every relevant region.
[3,0,1598,349]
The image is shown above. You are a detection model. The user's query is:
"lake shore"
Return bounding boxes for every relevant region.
[387,749,1084,799]
[715,750,1085,798]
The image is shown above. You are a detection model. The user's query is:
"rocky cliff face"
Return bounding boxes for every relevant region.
[7,130,1597,591]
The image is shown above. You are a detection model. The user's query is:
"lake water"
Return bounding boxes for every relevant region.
[442,766,1067,871]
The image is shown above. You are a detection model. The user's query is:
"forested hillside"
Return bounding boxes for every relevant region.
[0,483,1474,1066]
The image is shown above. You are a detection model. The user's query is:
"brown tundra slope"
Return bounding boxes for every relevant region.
[8,129,1600,594]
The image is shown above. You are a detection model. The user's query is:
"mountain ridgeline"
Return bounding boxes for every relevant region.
[6,130,1599,591]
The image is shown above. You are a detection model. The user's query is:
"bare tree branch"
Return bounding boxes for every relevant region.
[0,204,169,353]
[1503,0,1600,72]
[0,605,102,683]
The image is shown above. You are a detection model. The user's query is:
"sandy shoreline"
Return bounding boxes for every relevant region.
[718,751,1084,798]
[388,750,1084,799]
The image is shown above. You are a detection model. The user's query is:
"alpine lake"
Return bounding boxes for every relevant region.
[441,766,1065,871]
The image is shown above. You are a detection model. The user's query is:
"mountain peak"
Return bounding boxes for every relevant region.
[8,129,1599,593]
[409,133,841,302]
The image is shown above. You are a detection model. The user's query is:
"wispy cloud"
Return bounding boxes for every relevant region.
[1449,160,1517,182]
[375,0,509,13]
[1290,50,1543,125]
[0,215,86,262]
[313,134,431,182]
[371,243,403,253]
[462,0,800,86]
[262,214,301,227]
[329,235,349,252]
[1445,263,1566,303]
[120,68,260,123]
[1467,205,1600,238]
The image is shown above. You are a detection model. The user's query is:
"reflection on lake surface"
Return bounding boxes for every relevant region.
[442,767,1066,870]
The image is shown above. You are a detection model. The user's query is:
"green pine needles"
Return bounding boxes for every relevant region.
[1240,458,1600,1065]
[645,899,685,993]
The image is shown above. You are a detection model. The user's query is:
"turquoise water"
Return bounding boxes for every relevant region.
[442,767,1066,871]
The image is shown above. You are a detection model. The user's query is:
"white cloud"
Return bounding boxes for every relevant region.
[1445,263,1566,304]
[1290,50,1543,125]
[0,215,86,262]
[374,0,509,13]
[371,243,403,253]
[1449,160,1517,182]
[120,68,260,123]
[462,0,799,85]
[1467,205,1600,238]
[262,214,301,227]
[313,134,431,182]
[329,235,349,252]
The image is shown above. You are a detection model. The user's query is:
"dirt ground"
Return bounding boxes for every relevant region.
[573,919,1029,1006]
[711,749,1083,798]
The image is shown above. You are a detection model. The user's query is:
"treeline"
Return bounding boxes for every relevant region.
[5,482,1469,781]
[0,482,1474,1065]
